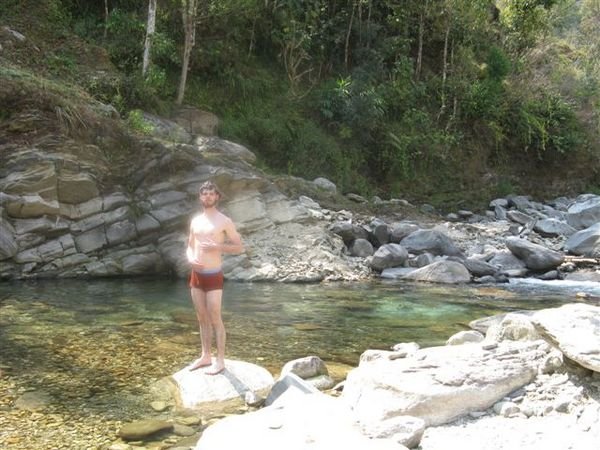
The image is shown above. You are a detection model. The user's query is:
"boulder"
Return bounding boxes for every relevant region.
[563,223,600,257]
[330,221,369,244]
[168,359,274,410]
[342,340,554,427]
[399,260,471,284]
[566,195,600,230]
[196,391,406,450]
[487,250,527,273]
[505,237,564,271]
[141,111,192,143]
[400,230,462,257]
[370,243,408,271]
[390,223,420,243]
[280,355,329,379]
[370,218,391,246]
[533,218,576,238]
[446,330,485,345]
[532,303,600,372]
[485,313,540,343]
[351,238,374,257]
[461,257,497,277]
[312,177,337,193]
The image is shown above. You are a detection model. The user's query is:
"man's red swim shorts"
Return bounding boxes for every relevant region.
[189,269,224,292]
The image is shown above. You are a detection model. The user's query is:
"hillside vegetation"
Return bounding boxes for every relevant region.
[1,0,599,210]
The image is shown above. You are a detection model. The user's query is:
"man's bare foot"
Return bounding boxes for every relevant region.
[205,364,225,375]
[189,358,212,371]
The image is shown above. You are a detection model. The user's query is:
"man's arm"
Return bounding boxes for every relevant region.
[186,219,202,267]
[221,218,244,254]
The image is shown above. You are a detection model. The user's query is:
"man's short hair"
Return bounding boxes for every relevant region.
[199,181,222,197]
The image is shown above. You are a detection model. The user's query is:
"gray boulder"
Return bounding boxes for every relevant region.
[370,243,409,271]
[461,257,497,277]
[400,230,462,257]
[330,221,368,244]
[390,223,420,243]
[533,218,576,237]
[566,195,600,230]
[370,218,390,246]
[505,237,564,271]
[280,356,329,379]
[351,238,374,257]
[564,223,600,257]
[399,260,471,284]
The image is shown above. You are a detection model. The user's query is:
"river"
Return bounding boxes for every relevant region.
[0,278,598,449]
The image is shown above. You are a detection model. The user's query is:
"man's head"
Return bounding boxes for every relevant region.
[198,181,221,208]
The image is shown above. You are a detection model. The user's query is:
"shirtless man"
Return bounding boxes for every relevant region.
[186,181,243,374]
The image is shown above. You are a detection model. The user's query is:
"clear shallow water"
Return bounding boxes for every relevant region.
[0,277,598,449]
[1,277,597,369]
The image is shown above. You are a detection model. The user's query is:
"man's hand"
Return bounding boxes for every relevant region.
[198,239,220,252]
[189,258,204,270]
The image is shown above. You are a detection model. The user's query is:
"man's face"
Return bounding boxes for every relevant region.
[199,189,219,208]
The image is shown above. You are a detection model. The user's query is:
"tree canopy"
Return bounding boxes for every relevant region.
[2,0,599,205]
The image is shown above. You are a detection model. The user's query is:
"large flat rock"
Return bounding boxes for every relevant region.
[342,340,553,427]
[196,391,407,450]
[531,303,600,372]
[171,359,274,409]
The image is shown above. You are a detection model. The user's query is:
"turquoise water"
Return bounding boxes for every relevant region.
[1,277,595,370]
[0,277,597,450]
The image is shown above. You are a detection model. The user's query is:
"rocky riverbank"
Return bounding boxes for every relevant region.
[169,303,600,450]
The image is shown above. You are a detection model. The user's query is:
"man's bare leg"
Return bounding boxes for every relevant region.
[205,289,226,375]
[189,288,213,370]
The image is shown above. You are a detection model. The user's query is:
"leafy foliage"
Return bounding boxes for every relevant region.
[2,0,598,203]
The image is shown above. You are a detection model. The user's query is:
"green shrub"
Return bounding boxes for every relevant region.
[126,109,153,134]
[517,93,583,159]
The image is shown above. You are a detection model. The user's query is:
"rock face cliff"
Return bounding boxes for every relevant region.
[0,76,363,281]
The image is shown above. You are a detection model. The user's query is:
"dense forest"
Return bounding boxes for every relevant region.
[1,0,600,207]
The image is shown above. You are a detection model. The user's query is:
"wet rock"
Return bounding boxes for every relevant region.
[280,355,329,379]
[118,419,173,440]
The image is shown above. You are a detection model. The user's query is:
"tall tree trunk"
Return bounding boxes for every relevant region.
[103,0,109,40]
[415,6,425,80]
[142,0,157,77]
[176,0,198,105]
[344,0,356,70]
[439,22,450,117]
